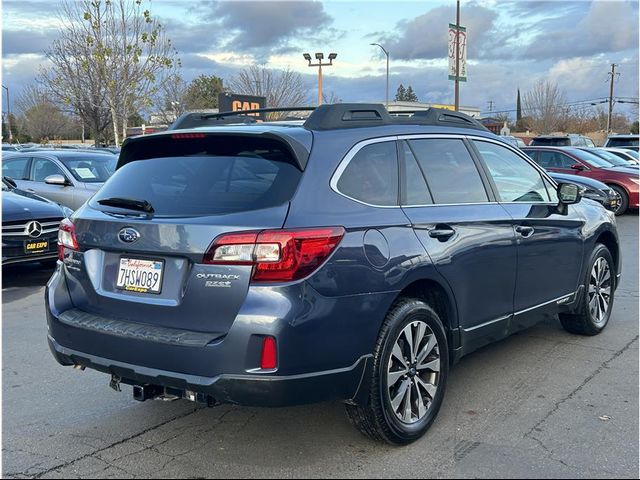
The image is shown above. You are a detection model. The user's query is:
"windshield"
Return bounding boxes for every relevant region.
[59,154,117,183]
[591,149,631,166]
[569,149,616,168]
[531,137,570,146]
[608,138,639,148]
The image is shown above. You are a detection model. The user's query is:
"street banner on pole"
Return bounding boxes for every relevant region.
[448,23,467,82]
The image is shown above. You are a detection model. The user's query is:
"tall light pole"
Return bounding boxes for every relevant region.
[370,43,390,109]
[2,84,12,143]
[303,52,337,106]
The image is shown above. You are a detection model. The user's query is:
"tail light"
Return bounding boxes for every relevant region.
[204,227,345,282]
[58,218,78,260]
[260,337,277,370]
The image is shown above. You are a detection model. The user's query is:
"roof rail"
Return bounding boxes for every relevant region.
[169,103,490,132]
[389,108,488,131]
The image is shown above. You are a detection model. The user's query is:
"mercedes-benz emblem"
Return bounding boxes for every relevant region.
[118,227,140,243]
[25,221,43,238]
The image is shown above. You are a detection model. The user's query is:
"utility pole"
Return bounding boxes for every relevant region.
[487,100,494,113]
[607,63,619,134]
[454,0,460,112]
[303,52,337,106]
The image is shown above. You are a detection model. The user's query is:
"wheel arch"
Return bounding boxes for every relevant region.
[391,277,461,365]
[595,229,620,282]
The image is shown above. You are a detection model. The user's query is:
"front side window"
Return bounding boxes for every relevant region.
[408,138,488,204]
[31,158,65,182]
[474,140,551,203]
[337,141,398,206]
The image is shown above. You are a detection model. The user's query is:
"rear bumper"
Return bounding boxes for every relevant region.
[46,264,396,407]
[48,335,370,407]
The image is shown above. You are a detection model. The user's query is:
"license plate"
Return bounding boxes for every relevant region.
[24,239,49,254]
[116,258,164,294]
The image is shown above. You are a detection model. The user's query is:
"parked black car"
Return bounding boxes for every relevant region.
[47,104,620,445]
[2,177,71,265]
[548,173,619,212]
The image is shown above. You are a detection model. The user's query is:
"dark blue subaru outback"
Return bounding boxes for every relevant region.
[47,104,620,444]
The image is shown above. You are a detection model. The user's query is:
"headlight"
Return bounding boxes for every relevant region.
[60,206,74,218]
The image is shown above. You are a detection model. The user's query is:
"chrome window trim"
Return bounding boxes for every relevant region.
[330,133,565,209]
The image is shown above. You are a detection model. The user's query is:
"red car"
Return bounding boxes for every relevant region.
[522,146,639,214]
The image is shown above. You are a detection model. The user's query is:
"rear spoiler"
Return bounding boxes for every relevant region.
[118,130,312,170]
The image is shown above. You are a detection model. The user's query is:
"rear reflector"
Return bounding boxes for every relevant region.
[204,227,345,282]
[58,218,78,260]
[260,337,277,370]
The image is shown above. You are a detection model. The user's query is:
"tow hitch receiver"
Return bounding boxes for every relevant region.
[132,384,217,406]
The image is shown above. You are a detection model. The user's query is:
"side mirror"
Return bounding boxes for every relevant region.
[558,182,582,205]
[570,163,586,171]
[44,174,69,186]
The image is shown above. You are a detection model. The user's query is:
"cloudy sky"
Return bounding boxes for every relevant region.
[2,0,639,118]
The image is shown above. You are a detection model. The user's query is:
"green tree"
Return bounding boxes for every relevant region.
[630,120,639,134]
[183,75,225,110]
[395,84,418,102]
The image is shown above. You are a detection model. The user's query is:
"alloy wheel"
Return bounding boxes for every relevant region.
[386,321,440,424]
[588,257,612,326]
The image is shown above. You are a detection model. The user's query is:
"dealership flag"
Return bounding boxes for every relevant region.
[448,23,467,82]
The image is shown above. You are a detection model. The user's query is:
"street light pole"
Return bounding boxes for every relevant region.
[370,43,390,109]
[303,52,337,106]
[2,84,12,143]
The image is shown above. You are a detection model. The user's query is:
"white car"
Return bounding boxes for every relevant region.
[602,147,640,165]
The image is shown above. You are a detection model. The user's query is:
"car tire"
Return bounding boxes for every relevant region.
[345,298,448,445]
[608,184,628,215]
[559,244,615,336]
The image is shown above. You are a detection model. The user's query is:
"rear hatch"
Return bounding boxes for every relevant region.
[62,131,310,335]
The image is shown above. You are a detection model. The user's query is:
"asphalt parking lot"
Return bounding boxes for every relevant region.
[2,214,638,479]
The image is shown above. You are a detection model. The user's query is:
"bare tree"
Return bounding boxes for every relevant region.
[154,72,188,124]
[523,80,568,134]
[14,84,70,142]
[228,65,309,118]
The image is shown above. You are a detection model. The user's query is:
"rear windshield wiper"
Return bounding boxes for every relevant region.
[97,197,154,214]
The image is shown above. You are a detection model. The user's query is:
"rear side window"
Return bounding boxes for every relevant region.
[92,137,302,216]
[408,138,488,204]
[2,157,29,179]
[337,141,398,206]
[400,141,431,206]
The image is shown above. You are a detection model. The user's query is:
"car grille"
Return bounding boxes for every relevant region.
[2,218,63,237]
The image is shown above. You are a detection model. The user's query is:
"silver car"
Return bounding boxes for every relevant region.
[2,150,117,210]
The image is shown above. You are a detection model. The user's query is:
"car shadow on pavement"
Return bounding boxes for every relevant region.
[2,262,56,304]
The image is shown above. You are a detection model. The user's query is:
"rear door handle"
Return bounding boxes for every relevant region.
[515,225,535,238]
[429,226,456,240]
